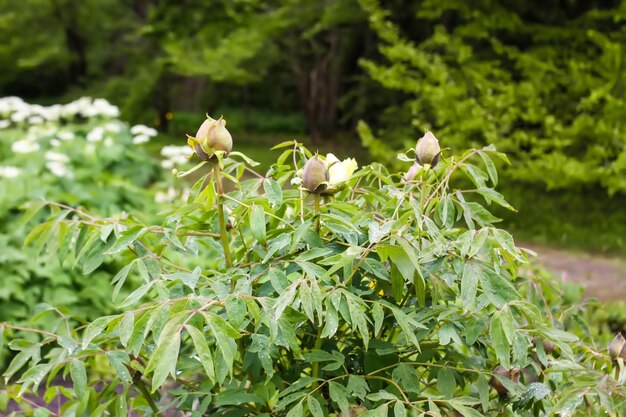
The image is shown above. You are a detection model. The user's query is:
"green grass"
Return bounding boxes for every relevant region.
[496,183,626,255]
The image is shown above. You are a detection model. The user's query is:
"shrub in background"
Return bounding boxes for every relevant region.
[0,97,165,322]
[1,124,624,416]
[357,0,626,195]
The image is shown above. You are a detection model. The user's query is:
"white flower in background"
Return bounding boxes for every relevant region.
[181,187,191,202]
[57,131,75,141]
[45,151,70,163]
[46,161,71,178]
[28,115,44,124]
[93,98,120,118]
[155,187,177,203]
[132,134,150,144]
[50,139,61,147]
[131,124,157,145]
[12,139,40,154]
[0,120,10,129]
[11,111,28,123]
[160,145,193,169]
[42,104,62,121]
[104,137,114,147]
[131,124,158,137]
[326,153,358,186]
[103,121,123,133]
[0,166,21,178]
[87,127,104,142]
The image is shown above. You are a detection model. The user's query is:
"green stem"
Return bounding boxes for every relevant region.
[134,374,164,417]
[314,194,321,232]
[213,163,233,270]
[311,326,324,389]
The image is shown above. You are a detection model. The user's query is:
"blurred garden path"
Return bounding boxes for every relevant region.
[526,244,626,302]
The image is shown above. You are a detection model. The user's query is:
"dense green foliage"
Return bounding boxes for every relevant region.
[3,0,626,252]
[358,0,626,194]
[0,97,163,322]
[1,127,625,415]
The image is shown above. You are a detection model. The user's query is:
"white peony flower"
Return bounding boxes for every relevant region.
[50,139,62,147]
[326,153,358,186]
[0,166,21,178]
[0,120,10,129]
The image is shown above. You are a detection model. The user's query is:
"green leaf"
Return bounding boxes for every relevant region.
[70,360,87,399]
[82,315,117,349]
[348,375,369,399]
[115,391,127,417]
[162,266,201,290]
[119,312,134,347]
[250,204,267,244]
[118,282,153,308]
[306,395,324,417]
[264,178,283,206]
[460,261,480,309]
[286,400,304,417]
[107,352,132,384]
[393,401,407,417]
[105,226,146,255]
[490,313,511,368]
[329,382,350,415]
[186,325,215,384]
[146,326,181,391]
[479,151,498,186]
[436,368,456,399]
[450,402,484,417]
[392,363,420,394]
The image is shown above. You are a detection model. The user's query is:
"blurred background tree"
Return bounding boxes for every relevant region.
[2,0,626,252]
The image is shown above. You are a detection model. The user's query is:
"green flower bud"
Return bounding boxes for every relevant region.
[302,156,329,194]
[188,116,233,160]
[609,333,626,361]
[415,131,441,168]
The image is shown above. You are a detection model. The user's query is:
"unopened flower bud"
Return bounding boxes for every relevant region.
[609,333,626,361]
[542,340,557,355]
[489,365,518,395]
[415,131,441,168]
[405,162,421,181]
[302,156,328,194]
[339,405,368,417]
[189,116,233,160]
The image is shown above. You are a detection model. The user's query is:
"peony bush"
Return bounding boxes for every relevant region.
[1,117,625,416]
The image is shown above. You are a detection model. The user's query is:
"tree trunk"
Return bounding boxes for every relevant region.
[288,28,342,144]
